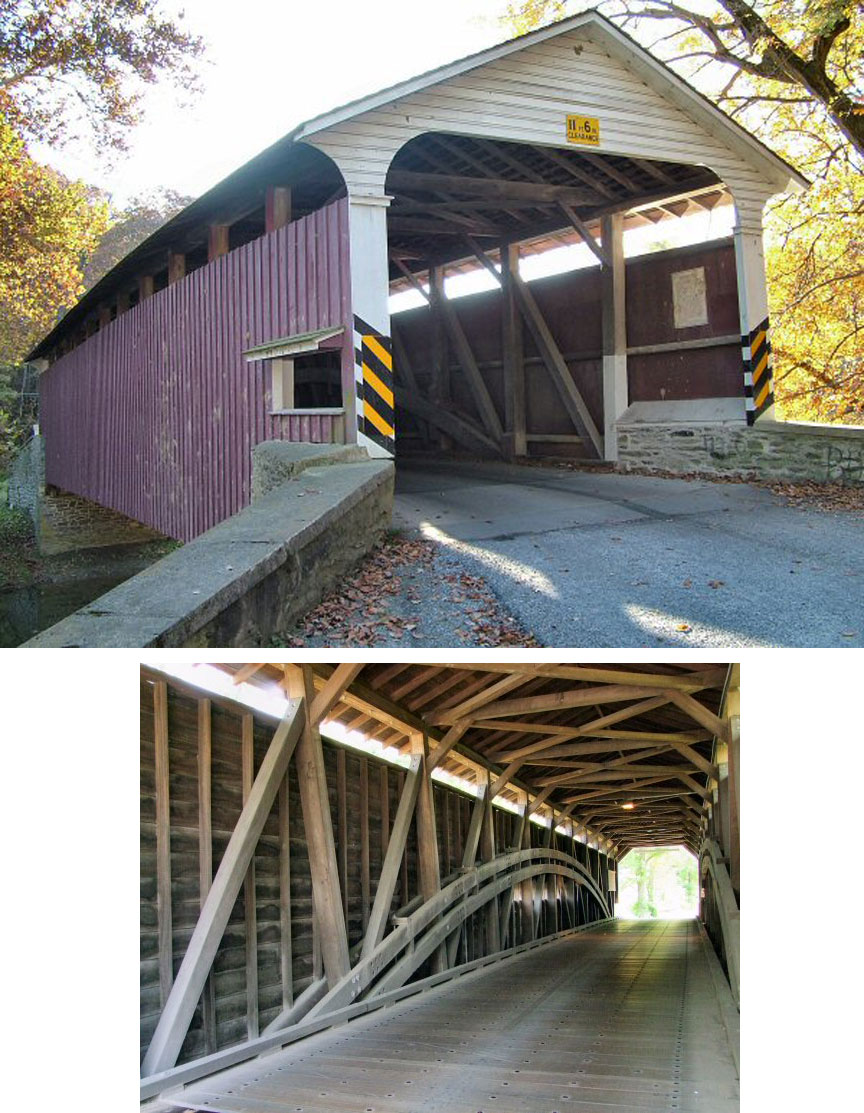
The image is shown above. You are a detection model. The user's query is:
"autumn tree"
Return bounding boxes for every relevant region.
[501,2,864,422]
[0,1,203,459]
[0,0,203,149]
[83,188,195,288]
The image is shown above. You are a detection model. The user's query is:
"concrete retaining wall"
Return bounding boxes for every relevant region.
[617,419,864,485]
[7,434,44,519]
[24,448,394,647]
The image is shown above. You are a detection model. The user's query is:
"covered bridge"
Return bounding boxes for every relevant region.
[140,660,740,1111]
[31,11,805,541]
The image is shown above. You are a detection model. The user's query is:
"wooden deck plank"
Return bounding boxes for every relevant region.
[167,920,738,1113]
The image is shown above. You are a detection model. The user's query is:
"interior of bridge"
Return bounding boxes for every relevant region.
[139,661,740,1113]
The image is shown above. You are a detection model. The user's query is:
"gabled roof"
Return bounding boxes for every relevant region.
[29,8,806,361]
[291,8,806,193]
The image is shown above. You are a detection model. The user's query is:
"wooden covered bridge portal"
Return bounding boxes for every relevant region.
[141,661,740,1113]
[31,12,805,544]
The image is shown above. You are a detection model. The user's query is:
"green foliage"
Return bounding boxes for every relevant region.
[0,0,204,150]
[0,108,109,362]
[619,847,698,918]
[499,1,864,424]
[0,362,38,468]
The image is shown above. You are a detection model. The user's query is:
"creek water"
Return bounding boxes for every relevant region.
[0,575,127,646]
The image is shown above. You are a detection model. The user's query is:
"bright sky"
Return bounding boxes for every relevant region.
[37,0,505,205]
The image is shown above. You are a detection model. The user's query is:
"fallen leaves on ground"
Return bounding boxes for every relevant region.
[274,534,540,648]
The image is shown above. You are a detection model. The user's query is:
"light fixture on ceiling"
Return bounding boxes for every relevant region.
[621,802,636,810]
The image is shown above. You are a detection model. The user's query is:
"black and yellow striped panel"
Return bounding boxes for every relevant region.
[742,315,774,425]
[360,333,395,453]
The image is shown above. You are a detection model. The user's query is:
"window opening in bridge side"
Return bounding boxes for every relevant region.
[617,846,698,920]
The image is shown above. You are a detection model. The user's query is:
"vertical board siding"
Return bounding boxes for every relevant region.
[41,199,351,542]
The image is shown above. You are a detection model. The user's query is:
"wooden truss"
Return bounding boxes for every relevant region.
[140,660,735,1102]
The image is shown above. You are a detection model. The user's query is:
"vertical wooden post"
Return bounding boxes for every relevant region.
[278,774,293,1010]
[266,186,292,233]
[154,681,173,1008]
[197,698,216,1053]
[336,748,348,922]
[360,758,370,931]
[208,223,230,262]
[380,765,390,859]
[429,266,450,450]
[412,730,445,972]
[168,252,186,284]
[242,713,259,1039]
[601,211,627,462]
[116,290,129,314]
[480,771,500,954]
[501,242,526,458]
[141,698,305,1077]
[139,275,154,300]
[725,666,741,895]
[294,666,350,984]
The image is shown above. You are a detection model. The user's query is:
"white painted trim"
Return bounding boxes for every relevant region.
[292,11,805,193]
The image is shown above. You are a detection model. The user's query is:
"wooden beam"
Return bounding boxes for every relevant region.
[141,698,306,1077]
[601,210,627,461]
[558,202,610,266]
[511,273,603,458]
[336,748,348,921]
[360,758,370,931]
[361,755,422,958]
[388,169,593,206]
[232,663,266,685]
[489,758,525,799]
[395,384,501,457]
[437,295,504,443]
[440,671,533,722]
[427,719,471,771]
[293,666,351,989]
[501,242,526,458]
[413,732,445,973]
[208,223,229,262]
[197,699,216,1053]
[278,773,293,1011]
[433,683,669,724]
[665,689,730,741]
[266,186,292,233]
[432,663,725,693]
[139,274,154,300]
[310,663,364,725]
[242,713,259,1040]
[154,681,173,1009]
[167,252,185,284]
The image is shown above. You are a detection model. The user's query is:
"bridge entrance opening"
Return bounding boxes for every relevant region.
[617,845,698,920]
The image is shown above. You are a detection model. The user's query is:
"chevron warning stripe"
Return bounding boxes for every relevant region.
[742,315,774,425]
[360,332,395,453]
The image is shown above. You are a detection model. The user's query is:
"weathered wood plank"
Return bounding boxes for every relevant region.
[154,681,173,1008]
[242,713,259,1040]
[141,698,306,1076]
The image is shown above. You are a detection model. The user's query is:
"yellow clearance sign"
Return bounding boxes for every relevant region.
[566,114,600,146]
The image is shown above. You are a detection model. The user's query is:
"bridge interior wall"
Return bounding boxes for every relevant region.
[392,238,740,457]
[140,675,613,1071]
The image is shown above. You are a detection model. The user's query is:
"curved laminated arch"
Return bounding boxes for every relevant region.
[305,846,611,1022]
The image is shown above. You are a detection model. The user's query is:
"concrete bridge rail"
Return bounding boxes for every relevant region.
[22,445,393,647]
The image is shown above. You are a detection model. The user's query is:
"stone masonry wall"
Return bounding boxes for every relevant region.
[7,434,44,519]
[617,420,864,485]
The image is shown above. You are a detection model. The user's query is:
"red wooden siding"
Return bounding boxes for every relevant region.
[40,199,351,542]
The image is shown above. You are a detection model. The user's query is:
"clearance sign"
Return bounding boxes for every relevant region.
[566,114,600,146]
